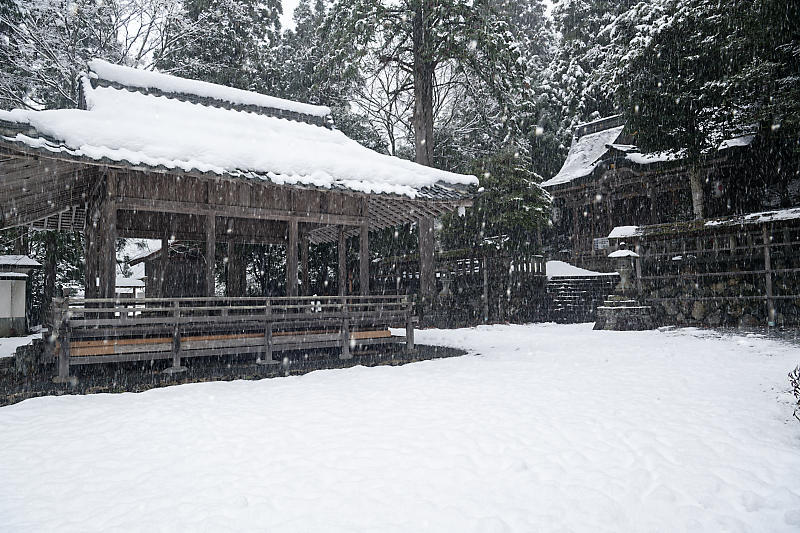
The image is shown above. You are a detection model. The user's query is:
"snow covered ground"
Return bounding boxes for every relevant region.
[1,324,799,532]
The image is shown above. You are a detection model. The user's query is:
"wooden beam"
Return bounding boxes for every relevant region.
[359,222,369,296]
[419,217,435,303]
[287,218,298,296]
[338,227,347,297]
[118,196,365,227]
[206,214,215,296]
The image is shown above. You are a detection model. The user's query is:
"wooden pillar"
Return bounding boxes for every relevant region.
[205,214,215,297]
[419,217,435,303]
[287,218,298,297]
[763,224,776,327]
[338,227,347,296]
[359,223,369,296]
[84,210,99,299]
[158,234,169,297]
[301,234,309,296]
[98,186,117,300]
[572,206,580,264]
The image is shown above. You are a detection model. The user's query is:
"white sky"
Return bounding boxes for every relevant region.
[280,0,554,32]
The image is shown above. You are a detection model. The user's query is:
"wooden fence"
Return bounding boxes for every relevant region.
[613,218,800,327]
[373,250,547,325]
[49,295,416,380]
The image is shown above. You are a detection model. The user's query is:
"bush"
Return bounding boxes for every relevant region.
[790,366,800,423]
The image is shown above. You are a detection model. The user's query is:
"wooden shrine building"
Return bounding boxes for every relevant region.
[542,115,797,269]
[0,59,475,379]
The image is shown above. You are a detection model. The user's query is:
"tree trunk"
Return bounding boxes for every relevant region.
[689,163,705,220]
[412,0,435,166]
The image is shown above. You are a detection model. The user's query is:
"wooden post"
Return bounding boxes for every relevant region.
[419,217,435,304]
[340,296,351,359]
[338,227,347,297]
[763,224,776,327]
[287,218,298,297]
[359,222,369,296]
[634,243,643,297]
[97,204,116,299]
[158,234,169,297]
[405,297,415,353]
[53,297,71,383]
[164,301,186,374]
[301,234,309,296]
[257,300,277,365]
[572,206,581,264]
[206,214,216,297]
[84,210,99,299]
[482,255,489,323]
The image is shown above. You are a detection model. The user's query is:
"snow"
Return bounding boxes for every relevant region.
[545,260,615,279]
[115,276,144,288]
[0,272,28,279]
[705,206,800,227]
[542,125,624,188]
[0,332,39,359]
[88,60,332,118]
[1,323,799,531]
[0,255,41,268]
[608,225,641,238]
[0,82,477,198]
[625,149,682,165]
[608,249,639,258]
[718,134,755,151]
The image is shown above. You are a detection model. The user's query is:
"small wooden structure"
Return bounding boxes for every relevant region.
[0,255,41,336]
[0,60,474,379]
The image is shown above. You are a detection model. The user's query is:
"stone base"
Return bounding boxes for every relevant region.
[594,295,656,331]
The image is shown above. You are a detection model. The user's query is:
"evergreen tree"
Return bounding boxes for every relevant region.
[0,0,123,109]
[326,0,530,167]
[156,0,282,90]
[617,0,781,219]
[441,150,551,254]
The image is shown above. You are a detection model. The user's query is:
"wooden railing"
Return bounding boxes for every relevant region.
[50,295,416,381]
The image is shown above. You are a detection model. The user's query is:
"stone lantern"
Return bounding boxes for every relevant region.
[593,246,654,331]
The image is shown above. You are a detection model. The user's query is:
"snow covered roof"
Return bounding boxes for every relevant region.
[608,226,640,239]
[608,206,800,240]
[608,249,639,258]
[541,125,625,188]
[88,60,331,119]
[0,62,477,200]
[0,272,28,279]
[544,116,759,191]
[0,255,42,268]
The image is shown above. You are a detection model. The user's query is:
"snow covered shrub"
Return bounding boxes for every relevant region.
[790,366,800,422]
